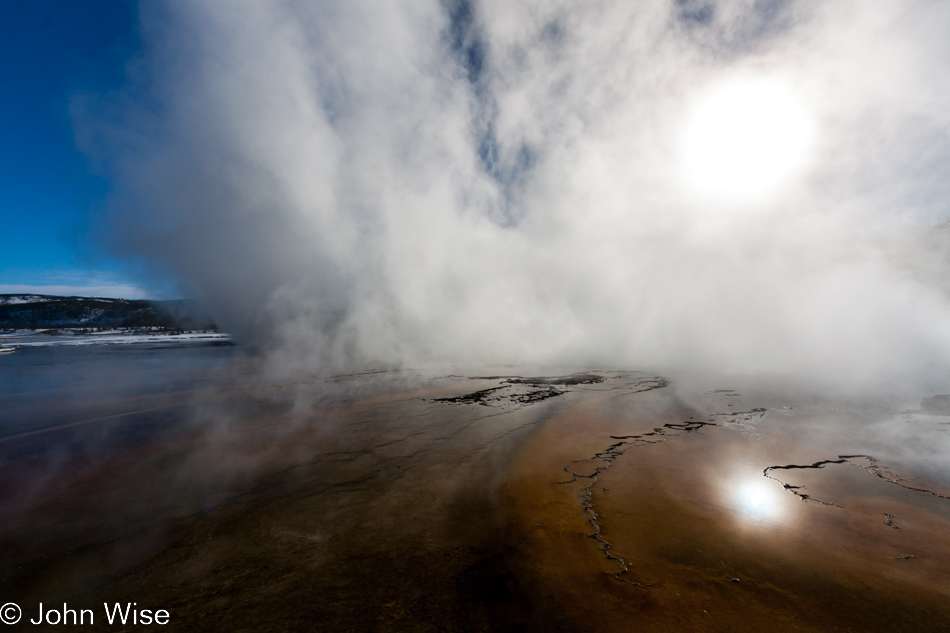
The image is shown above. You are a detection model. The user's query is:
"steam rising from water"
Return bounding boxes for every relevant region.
[81,0,950,387]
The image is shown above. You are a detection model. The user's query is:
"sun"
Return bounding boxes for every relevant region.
[681,77,813,201]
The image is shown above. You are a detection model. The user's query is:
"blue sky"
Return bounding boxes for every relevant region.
[0,1,147,298]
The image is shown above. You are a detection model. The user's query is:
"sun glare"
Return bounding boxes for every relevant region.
[735,480,782,521]
[681,77,813,202]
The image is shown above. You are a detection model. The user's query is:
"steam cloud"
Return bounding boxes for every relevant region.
[81,0,950,387]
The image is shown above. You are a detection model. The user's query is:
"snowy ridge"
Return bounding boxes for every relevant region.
[0,329,230,348]
[0,295,217,331]
[0,295,70,305]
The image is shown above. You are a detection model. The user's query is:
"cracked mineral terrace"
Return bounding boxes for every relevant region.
[764,453,950,507]
[5,358,950,632]
[502,378,950,632]
[556,406,766,584]
[433,372,607,407]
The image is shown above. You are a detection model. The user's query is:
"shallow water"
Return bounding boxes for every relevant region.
[505,378,950,632]
[3,359,950,631]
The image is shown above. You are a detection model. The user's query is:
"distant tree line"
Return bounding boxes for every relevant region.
[0,296,219,331]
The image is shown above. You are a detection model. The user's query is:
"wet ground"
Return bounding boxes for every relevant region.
[505,379,950,632]
[3,352,950,631]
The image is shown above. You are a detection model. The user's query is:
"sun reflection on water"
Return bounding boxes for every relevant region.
[735,480,784,521]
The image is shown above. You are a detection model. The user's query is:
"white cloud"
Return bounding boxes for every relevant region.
[0,283,150,300]
[79,0,950,389]
[0,267,167,300]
